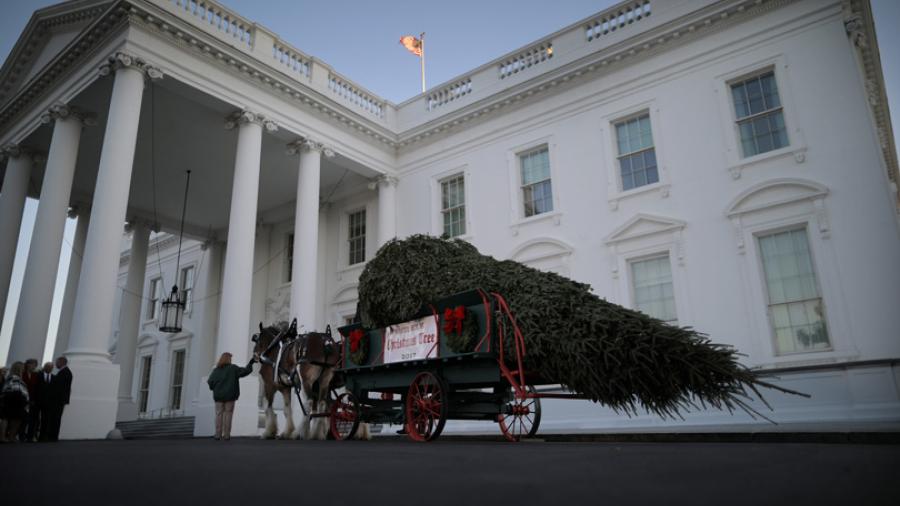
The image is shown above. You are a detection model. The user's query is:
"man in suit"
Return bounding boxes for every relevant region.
[36,362,55,442]
[48,356,73,441]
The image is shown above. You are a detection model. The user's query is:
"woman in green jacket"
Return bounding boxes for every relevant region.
[207,352,255,440]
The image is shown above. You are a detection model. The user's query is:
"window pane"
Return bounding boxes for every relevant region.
[631,256,676,322]
[759,229,830,354]
[348,210,366,265]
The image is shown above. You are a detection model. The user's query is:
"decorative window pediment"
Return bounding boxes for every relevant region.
[726,179,828,217]
[509,238,573,276]
[137,334,159,350]
[332,284,359,305]
[604,214,686,245]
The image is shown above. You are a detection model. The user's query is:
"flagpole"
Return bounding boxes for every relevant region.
[420,32,426,93]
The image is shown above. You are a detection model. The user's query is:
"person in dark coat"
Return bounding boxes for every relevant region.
[47,356,73,442]
[36,362,55,442]
[0,362,29,443]
[207,352,255,440]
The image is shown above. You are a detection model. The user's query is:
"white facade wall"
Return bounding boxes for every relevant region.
[13,0,896,435]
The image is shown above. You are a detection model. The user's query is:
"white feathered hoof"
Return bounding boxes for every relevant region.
[354,423,372,441]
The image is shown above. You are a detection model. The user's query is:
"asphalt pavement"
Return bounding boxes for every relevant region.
[1,437,898,505]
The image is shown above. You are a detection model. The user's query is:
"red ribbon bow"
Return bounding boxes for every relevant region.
[348,329,364,353]
[443,306,466,335]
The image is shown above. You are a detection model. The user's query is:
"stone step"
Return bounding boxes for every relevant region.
[116,416,195,439]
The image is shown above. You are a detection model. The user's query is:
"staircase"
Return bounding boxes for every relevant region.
[116,416,195,439]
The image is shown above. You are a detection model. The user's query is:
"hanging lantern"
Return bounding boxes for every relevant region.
[159,286,185,333]
[159,170,192,334]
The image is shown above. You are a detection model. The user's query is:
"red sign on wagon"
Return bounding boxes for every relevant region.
[384,316,438,364]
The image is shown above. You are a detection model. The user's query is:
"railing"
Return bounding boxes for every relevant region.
[273,42,311,78]
[329,73,385,118]
[585,1,652,42]
[427,78,473,111]
[499,42,553,79]
[137,408,186,419]
[168,0,253,48]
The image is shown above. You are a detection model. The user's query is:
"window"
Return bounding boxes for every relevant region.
[758,228,829,354]
[285,233,294,283]
[180,266,194,314]
[520,146,553,217]
[440,174,466,237]
[731,71,788,157]
[348,210,366,265]
[169,349,186,411]
[615,113,658,191]
[631,255,677,322]
[147,278,162,320]
[138,355,152,414]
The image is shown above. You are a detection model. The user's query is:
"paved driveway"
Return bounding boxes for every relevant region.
[2,438,898,505]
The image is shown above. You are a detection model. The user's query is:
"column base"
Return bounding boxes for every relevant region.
[116,398,139,422]
[192,375,262,438]
[59,359,121,440]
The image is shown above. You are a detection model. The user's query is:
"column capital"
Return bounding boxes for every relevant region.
[285,137,334,158]
[1,144,33,160]
[224,109,278,132]
[369,174,398,190]
[123,217,154,233]
[39,103,97,126]
[98,51,164,80]
[67,204,90,219]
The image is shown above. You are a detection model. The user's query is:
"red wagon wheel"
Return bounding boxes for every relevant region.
[329,392,361,440]
[405,372,448,442]
[499,385,541,442]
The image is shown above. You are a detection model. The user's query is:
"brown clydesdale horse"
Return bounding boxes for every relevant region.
[252,320,345,439]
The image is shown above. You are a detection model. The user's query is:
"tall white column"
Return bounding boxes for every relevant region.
[8,106,88,363]
[62,53,160,440]
[52,205,89,359]
[377,175,398,246]
[114,220,150,421]
[0,146,34,329]
[216,110,277,363]
[287,138,332,331]
[192,240,224,437]
[215,110,277,438]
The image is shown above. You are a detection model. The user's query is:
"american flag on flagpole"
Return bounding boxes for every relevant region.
[399,34,423,57]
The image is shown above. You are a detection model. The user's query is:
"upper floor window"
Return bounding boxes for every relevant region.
[615,113,658,191]
[348,210,366,265]
[731,71,788,157]
[758,228,830,354]
[520,146,553,217]
[630,255,676,322]
[147,277,162,320]
[180,266,194,314]
[440,174,466,237]
[138,355,152,414]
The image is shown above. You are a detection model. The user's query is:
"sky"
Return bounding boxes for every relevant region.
[0,0,898,365]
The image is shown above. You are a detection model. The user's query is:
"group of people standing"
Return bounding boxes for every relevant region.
[0,356,72,443]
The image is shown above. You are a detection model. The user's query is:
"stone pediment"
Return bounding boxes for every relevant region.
[726,179,828,217]
[0,0,111,106]
[604,214,686,245]
[509,238,573,264]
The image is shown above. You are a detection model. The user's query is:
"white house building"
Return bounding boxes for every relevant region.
[1,0,898,439]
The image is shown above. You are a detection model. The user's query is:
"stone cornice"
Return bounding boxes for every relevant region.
[0,2,128,133]
[843,0,899,211]
[224,109,278,132]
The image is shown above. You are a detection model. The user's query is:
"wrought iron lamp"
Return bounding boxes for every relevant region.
[159,170,192,333]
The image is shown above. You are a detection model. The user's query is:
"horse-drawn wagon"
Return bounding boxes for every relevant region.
[330,288,583,442]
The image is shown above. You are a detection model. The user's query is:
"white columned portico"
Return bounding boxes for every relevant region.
[8,106,88,363]
[213,110,276,437]
[376,175,398,246]
[52,206,89,360]
[0,146,35,329]
[63,53,160,439]
[114,220,150,421]
[287,138,332,331]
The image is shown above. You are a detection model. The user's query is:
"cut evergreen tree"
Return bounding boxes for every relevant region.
[357,235,805,420]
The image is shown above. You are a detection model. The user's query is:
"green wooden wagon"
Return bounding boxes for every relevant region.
[330,288,584,442]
